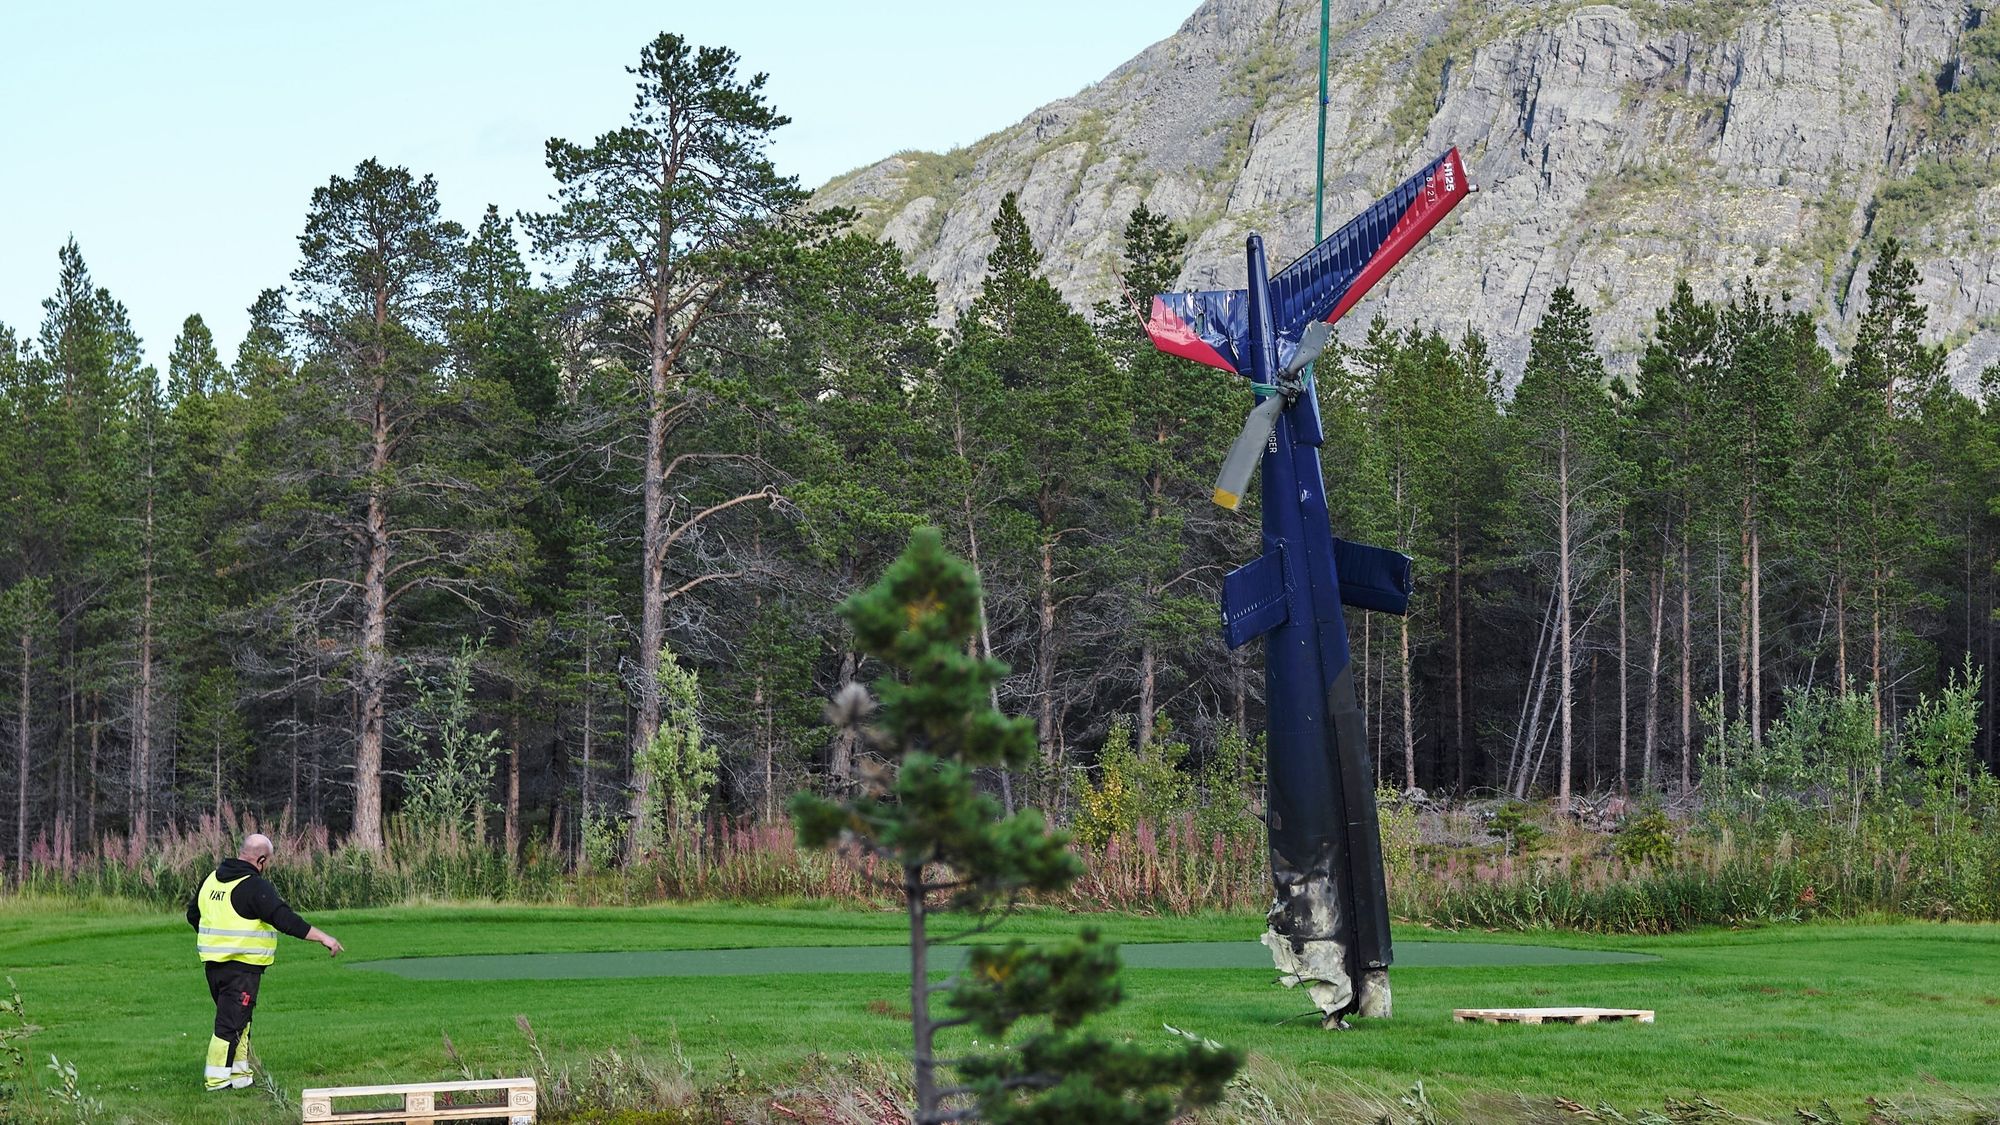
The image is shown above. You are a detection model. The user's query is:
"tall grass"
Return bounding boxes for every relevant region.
[3,805,891,913]
[7,797,1999,931]
[1068,814,1267,914]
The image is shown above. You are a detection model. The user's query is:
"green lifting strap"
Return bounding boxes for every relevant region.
[1316,0,1331,244]
[1304,0,1332,392]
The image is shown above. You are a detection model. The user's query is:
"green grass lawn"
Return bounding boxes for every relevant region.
[1,899,1995,1123]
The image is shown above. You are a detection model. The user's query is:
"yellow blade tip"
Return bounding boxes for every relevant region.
[1212,487,1240,510]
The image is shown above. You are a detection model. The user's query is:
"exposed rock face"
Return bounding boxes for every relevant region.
[815,0,2000,386]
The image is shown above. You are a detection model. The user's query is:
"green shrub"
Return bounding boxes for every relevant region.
[1613,807,1675,867]
[1376,788,1422,890]
[396,641,504,843]
[1075,716,1197,849]
[1487,802,1543,856]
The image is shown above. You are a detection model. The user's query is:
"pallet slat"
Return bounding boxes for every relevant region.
[303,1079,536,1098]
[301,1077,535,1124]
[1452,1006,1653,1025]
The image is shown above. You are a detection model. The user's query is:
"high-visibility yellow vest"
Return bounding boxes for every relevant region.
[195,871,278,966]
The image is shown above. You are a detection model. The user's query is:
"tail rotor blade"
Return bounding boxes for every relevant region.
[1213,394,1286,510]
[1283,320,1335,376]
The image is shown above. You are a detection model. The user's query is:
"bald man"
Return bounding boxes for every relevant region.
[185,833,342,1091]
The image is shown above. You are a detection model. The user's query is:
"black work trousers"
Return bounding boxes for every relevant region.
[204,961,265,1060]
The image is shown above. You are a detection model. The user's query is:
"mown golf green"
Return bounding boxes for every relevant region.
[3,900,1995,1123]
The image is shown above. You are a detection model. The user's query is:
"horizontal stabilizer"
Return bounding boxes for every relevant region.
[1144,149,1473,377]
[1221,546,1291,649]
[1333,538,1413,615]
[1146,291,1246,374]
[1272,147,1473,335]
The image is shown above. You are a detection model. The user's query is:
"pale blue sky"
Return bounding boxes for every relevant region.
[0,1,1194,370]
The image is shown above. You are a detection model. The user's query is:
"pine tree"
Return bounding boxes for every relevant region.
[1632,280,1722,792]
[1711,285,1810,745]
[1093,204,1244,751]
[262,158,531,849]
[0,579,54,865]
[792,528,1238,1124]
[528,34,802,851]
[1841,241,1946,733]
[944,195,1133,781]
[754,230,938,792]
[0,324,62,853]
[27,244,145,844]
[181,667,250,822]
[551,515,627,856]
[1508,288,1620,811]
[450,203,561,857]
[1431,330,1507,790]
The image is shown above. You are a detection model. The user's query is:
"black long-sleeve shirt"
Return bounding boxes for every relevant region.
[185,858,312,940]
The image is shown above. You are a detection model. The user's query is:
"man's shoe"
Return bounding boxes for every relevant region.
[229,1072,254,1089]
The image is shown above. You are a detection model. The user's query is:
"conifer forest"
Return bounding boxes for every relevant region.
[4,34,1998,869]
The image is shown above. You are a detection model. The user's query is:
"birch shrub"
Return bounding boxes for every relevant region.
[396,642,504,842]
[632,643,719,855]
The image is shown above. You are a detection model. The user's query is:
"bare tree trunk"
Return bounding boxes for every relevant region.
[1617,542,1628,796]
[951,405,1010,814]
[755,668,773,822]
[85,699,98,841]
[1231,645,1247,739]
[1138,458,1165,748]
[16,628,30,869]
[1870,563,1885,738]
[356,443,390,852]
[1749,522,1762,744]
[1036,536,1058,770]
[1360,613,1372,762]
[829,650,859,788]
[506,687,521,858]
[352,282,396,852]
[1987,562,1996,768]
[1964,521,1974,689]
[1836,568,1849,688]
[1137,645,1156,750]
[630,324,672,847]
[580,643,594,862]
[952,405,998,714]
[61,684,73,840]
[1737,505,1751,730]
[1680,525,1693,793]
[1400,614,1414,792]
[1714,533,1726,729]
[84,698,98,851]
[1556,442,1574,815]
[1588,652,1600,793]
[1644,563,1664,791]
[1452,520,1467,793]
[309,679,323,825]
[136,481,155,841]
[1510,588,1558,799]
[1522,685,1561,801]
[289,683,301,819]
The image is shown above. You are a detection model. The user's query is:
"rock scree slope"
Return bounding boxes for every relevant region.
[815,0,2000,384]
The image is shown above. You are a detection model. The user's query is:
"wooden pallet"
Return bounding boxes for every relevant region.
[1453,1006,1654,1025]
[300,1077,536,1124]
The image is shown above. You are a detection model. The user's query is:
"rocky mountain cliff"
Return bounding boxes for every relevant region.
[815,0,2000,384]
